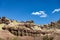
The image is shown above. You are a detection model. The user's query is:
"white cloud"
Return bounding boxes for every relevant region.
[32,11,47,18]
[52,8,60,13]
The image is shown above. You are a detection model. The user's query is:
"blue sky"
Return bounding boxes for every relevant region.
[0,0,60,24]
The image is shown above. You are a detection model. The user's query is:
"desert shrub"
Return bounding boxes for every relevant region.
[49,37,54,40]
[12,37,18,40]
[43,35,54,40]
[0,38,4,40]
[43,35,48,40]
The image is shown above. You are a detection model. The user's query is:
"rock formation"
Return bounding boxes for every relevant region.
[0,17,60,40]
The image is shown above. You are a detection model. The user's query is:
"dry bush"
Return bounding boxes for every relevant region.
[0,38,4,40]
[43,35,54,40]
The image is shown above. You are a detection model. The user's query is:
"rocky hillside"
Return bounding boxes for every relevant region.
[0,17,60,40]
